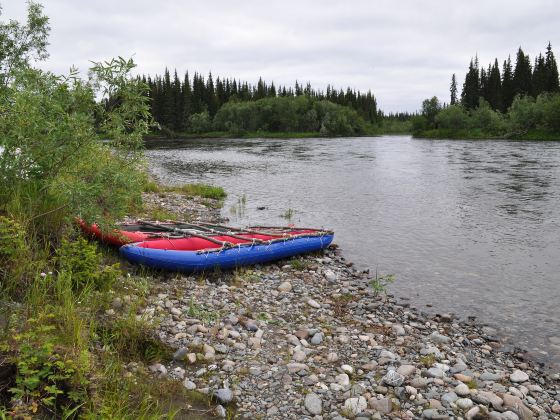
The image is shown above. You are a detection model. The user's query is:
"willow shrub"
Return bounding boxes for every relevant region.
[0,58,151,247]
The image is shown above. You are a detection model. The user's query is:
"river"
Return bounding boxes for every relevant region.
[145,135,560,370]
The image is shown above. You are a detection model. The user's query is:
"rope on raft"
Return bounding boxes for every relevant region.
[136,220,333,254]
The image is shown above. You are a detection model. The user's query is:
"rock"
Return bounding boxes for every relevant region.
[324,269,337,282]
[369,397,392,414]
[427,367,445,378]
[500,394,533,420]
[429,331,451,344]
[148,363,167,377]
[307,299,321,309]
[441,391,458,405]
[293,350,306,362]
[501,412,520,420]
[397,364,416,377]
[295,329,309,339]
[214,388,233,404]
[335,373,350,387]
[343,396,367,416]
[173,347,188,361]
[214,404,226,418]
[456,398,474,410]
[552,402,560,414]
[277,281,292,292]
[382,370,405,386]
[466,406,482,420]
[183,379,196,390]
[509,370,529,383]
[422,408,442,419]
[327,352,339,363]
[480,371,503,381]
[392,324,406,335]
[304,393,322,415]
[286,363,308,373]
[410,377,429,388]
[310,332,324,345]
[474,390,503,410]
[341,364,354,375]
[186,353,197,364]
[455,382,471,396]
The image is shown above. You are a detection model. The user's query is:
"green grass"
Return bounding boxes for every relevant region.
[143,181,226,201]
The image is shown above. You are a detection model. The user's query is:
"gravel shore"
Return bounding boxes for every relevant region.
[123,192,560,419]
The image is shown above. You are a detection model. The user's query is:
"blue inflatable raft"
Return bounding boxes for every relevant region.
[119,225,334,272]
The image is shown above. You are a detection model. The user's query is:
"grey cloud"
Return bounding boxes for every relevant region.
[2,0,559,112]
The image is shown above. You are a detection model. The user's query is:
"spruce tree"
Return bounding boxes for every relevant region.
[513,47,532,97]
[450,74,458,105]
[486,59,502,111]
[501,56,515,111]
[461,58,480,110]
[544,42,560,92]
[532,53,547,96]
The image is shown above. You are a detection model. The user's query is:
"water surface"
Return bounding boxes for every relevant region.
[146,135,560,369]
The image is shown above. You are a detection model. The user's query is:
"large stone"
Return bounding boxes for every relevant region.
[310,332,324,345]
[441,391,458,405]
[382,370,405,386]
[214,388,233,404]
[509,370,529,383]
[324,269,337,282]
[429,331,451,344]
[304,392,322,415]
[473,390,503,410]
[307,299,321,309]
[277,281,292,292]
[173,347,188,361]
[427,367,445,378]
[343,397,367,416]
[456,398,474,410]
[369,397,392,414]
[335,373,350,387]
[397,364,416,377]
[500,394,533,420]
[455,382,470,396]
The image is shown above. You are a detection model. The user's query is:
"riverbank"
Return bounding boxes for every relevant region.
[413,129,560,141]
[145,130,387,141]
[124,189,560,419]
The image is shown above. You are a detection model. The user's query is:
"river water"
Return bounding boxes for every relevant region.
[145,135,560,370]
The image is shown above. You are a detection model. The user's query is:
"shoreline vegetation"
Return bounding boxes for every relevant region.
[412,43,560,141]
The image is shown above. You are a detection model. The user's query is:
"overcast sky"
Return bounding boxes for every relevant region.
[3,0,559,112]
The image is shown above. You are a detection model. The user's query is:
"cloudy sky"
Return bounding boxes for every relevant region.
[3,0,559,112]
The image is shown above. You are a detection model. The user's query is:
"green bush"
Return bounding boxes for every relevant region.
[188,111,212,133]
[9,313,89,418]
[435,105,469,130]
[508,95,537,131]
[469,100,506,135]
[56,237,120,291]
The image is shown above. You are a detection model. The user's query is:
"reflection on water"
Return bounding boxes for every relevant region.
[146,135,560,369]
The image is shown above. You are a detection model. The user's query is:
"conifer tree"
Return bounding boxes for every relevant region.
[501,56,515,111]
[450,74,458,105]
[461,57,480,110]
[513,47,532,97]
[544,42,560,92]
[532,53,547,96]
[486,59,502,111]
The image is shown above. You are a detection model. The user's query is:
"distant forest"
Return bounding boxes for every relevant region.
[141,71,380,136]
[456,42,559,111]
[413,42,560,139]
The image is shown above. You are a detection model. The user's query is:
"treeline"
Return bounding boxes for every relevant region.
[454,42,559,112]
[413,43,560,139]
[141,70,380,135]
[414,93,560,139]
